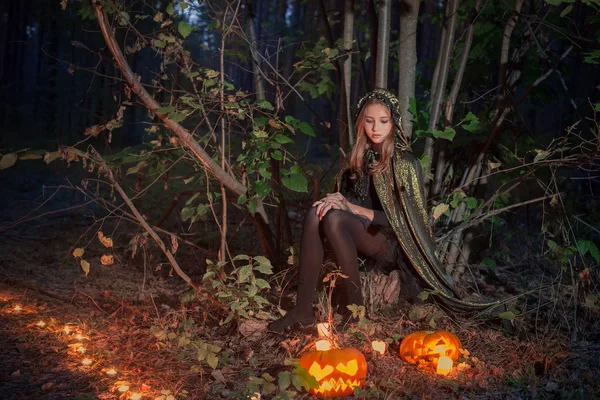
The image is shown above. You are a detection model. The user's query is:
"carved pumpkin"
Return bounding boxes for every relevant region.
[299,347,367,398]
[399,330,462,364]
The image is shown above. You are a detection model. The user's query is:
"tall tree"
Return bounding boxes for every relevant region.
[375,0,391,88]
[397,0,420,139]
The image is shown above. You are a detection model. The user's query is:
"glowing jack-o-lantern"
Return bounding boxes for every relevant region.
[399,330,462,365]
[299,347,367,398]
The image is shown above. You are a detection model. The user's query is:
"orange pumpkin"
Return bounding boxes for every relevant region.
[399,330,462,364]
[299,347,367,398]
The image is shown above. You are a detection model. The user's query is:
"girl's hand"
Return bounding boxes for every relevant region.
[312,193,351,220]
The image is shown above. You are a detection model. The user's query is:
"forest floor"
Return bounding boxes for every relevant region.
[0,163,599,400]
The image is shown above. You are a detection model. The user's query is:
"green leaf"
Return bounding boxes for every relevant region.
[166,3,175,15]
[237,194,247,204]
[256,99,274,110]
[237,265,252,283]
[153,39,166,49]
[481,257,496,268]
[499,311,517,321]
[432,127,456,141]
[462,111,481,133]
[465,197,477,209]
[169,112,186,123]
[178,21,192,38]
[278,371,291,391]
[547,240,558,250]
[282,173,308,192]
[157,105,175,114]
[247,285,258,297]
[206,353,219,369]
[181,207,195,222]
[577,240,600,264]
[126,161,148,175]
[297,122,315,137]
[417,291,430,301]
[254,278,270,289]
[271,150,283,160]
[408,97,417,117]
[419,155,432,170]
[274,133,293,144]
[560,5,573,16]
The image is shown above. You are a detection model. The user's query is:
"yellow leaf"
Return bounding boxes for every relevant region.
[84,125,105,137]
[80,259,90,276]
[73,248,85,258]
[44,151,61,164]
[432,203,449,220]
[100,255,114,266]
[19,153,43,160]
[153,11,164,22]
[98,231,113,248]
[0,153,18,170]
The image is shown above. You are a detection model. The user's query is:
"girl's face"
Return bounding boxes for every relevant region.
[363,103,392,145]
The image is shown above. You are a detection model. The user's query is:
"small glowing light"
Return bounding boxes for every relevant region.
[436,356,453,376]
[36,321,46,327]
[371,340,387,355]
[75,334,85,340]
[106,369,117,376]
[14,305,22,311]
[315,339,332,351]
[316,322,331,337]
[64,326,71,334]
[130,393,142,400]
[82,358,92,366]
[434,344,446,355]
[118,385,130,392]
[76,345,86,354]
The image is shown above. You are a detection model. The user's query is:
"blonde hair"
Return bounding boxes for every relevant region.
[348,98,395,175]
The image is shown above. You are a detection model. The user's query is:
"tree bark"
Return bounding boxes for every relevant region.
[422,0,459,197]
[375,0,391,88]
[343,0,355,146]
[397,0,420,140]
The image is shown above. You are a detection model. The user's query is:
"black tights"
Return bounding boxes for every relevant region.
[270,207,394,331]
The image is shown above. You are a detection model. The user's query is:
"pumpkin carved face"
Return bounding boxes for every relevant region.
[399,330,462,365]
[299,347,367,398]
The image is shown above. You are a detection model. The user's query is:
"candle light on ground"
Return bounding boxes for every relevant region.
[436,356,453,376]
[371,340,387,355]
[14,305,22,312]
[82,358,92,366]
[315,339,332,351]
[118,385,130,392]
[130,393,142,400]
[316,322,331,337]
[36,321,46,327]
[64,326,71,334]
[76,345,86,354]
[75,334,86,340]
[106,368,117,376]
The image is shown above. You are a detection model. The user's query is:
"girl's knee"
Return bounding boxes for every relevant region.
[321,209,346,233]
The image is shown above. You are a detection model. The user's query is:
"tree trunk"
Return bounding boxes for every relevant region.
[343,0,355,146]
[397,0,420,140]
[375,0,391,88]
[367,0,378,89]
[422,0,459,197]
[431,0,482,199]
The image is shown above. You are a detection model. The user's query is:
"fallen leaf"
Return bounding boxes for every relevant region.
[0,153,18,170]
[73,248,85,258]
[100,255,114,266]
